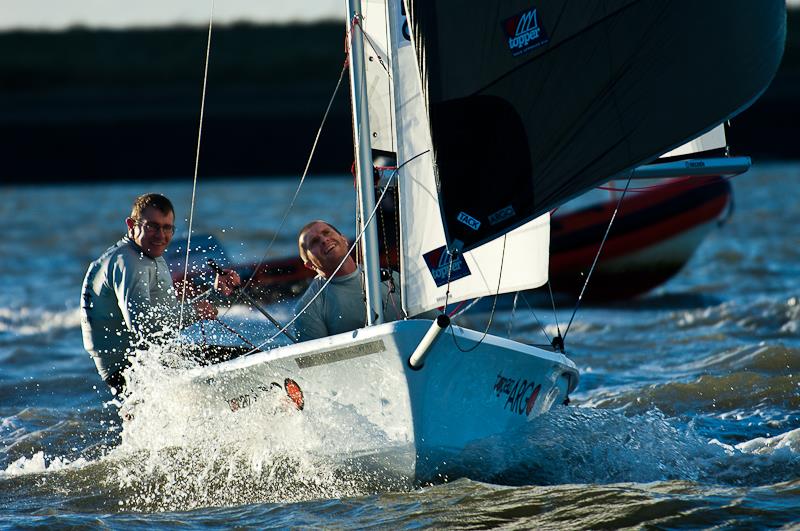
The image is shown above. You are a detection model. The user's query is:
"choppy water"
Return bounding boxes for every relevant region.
[1,163,799,528]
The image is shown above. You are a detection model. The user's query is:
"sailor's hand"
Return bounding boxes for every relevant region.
[194,300,218,320]
[214,269,241,296]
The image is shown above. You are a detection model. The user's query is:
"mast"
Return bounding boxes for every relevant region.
[346,0,384,325]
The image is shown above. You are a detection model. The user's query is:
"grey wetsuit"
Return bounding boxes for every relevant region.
[80,236,199,383]
[293,268,419,342]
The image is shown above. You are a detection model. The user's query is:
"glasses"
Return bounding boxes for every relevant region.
[135,220,176,235]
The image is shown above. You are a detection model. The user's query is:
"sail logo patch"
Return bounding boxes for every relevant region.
[423,245,471,287]
[488,205,516,226]
[503,7,549,56]
[457,211,481,231]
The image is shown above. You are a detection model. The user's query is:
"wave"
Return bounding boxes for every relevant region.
[3,387,799,513]
[582,371,798,417]
[674,296,800,339]
[579,343,800,418]
[684,343,800,373]
[85,345,412,510]
[355,476,800,530]
[445,407,800,488]
[0,306,81,338]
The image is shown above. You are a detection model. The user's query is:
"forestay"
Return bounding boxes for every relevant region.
[363,0,549,317]
[405,0,786,251]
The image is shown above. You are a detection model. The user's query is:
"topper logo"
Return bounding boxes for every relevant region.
[515,9,538,37]
[437,248,453,269]
[504,7,549,57]
[423,245,472,286]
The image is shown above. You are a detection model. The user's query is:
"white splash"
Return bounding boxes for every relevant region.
[100,342,412,511]
[735,427,800,455]
[1,451,88,477]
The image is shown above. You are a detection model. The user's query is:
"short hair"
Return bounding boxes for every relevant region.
[297,220,342,263]
[130,193,174,220]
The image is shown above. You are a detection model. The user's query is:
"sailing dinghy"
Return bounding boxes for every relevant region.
[163,0,785,482]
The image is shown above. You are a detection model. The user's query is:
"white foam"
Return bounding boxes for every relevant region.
[1,451,88,477]
[99,342,410,510]
[735,427,800,455]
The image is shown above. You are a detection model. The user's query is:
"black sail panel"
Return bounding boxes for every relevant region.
[408,0,786,251]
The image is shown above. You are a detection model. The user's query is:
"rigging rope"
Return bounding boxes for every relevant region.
[519,291,552,345]
[562,175,633,342]
[215,319,259,349]
[507,291,519,338]
[448,297,483,319]
[225,60,349,314]
[354,16,391,76]
[556,13,640,348]
[547,280,561,343]
[178,0,215,333]
[217,16,386,346]
[445,235,508,353]
[241,151,430,352]
[177,2,349,350]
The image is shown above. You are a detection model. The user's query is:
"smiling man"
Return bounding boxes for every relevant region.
[80,193,240,395]
[293,220,410,341]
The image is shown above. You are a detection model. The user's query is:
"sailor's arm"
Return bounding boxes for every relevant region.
[112,255,163,338]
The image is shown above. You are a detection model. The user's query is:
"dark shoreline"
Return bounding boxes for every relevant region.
[1,18,798,184]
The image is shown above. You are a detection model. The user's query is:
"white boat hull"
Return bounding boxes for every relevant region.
[181,320,579,482]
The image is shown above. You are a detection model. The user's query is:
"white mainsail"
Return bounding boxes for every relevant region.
[366,0,550,317]
[363,0,396,153]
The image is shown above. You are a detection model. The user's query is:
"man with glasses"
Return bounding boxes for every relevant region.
[80,193,240,395]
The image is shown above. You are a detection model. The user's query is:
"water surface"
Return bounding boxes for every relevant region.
[1,163,799,528]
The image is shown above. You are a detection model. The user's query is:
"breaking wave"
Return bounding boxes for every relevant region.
[436,406,800,488]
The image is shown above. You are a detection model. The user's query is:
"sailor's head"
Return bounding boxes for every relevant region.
[126,193,176,258]
[298,220,353,278]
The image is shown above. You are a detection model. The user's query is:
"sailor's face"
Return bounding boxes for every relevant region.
[301,222,348,277]
[126,206,175,258]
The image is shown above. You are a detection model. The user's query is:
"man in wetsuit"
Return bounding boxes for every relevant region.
[80,193,240,395]
[293,220,421,342]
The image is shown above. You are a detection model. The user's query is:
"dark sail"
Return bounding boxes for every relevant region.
[407,0,786,251]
